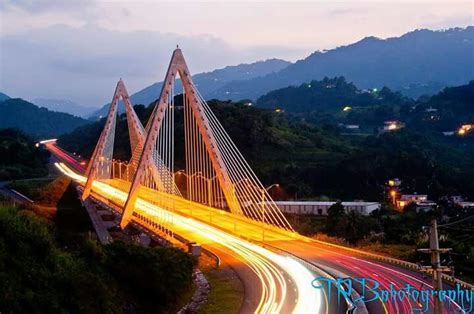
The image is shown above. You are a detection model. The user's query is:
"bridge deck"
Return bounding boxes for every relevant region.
[99,178,297,244]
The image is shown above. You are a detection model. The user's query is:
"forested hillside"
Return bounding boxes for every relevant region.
[0,129,49,180]
[59,86,474,201]
[0,98,89,137]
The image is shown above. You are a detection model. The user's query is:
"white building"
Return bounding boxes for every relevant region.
[400,194,428,203]
[273,201,380,216]
[415,201,437,212]
[457,201,474,209]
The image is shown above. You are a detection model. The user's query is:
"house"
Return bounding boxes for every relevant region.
[397,193,438,211]
[383,120,405,132]
[457,201,474,209]
[415,201,437,212]
[400,194,428,203]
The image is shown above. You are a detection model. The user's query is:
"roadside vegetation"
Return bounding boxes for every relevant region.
[0,128,49,180]
[0,179,196,312]
[198,262,244,314]
[289,202,474,282]
[9,176,70,206]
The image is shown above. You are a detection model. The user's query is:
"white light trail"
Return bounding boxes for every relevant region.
[55,162,323,313]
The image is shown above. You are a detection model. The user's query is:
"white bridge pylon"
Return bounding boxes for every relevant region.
[82,79,179,201]
[84,48,294,233]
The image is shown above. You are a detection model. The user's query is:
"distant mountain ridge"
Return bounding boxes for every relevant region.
[207,26,474,101]
[32,98,95,118]
[0,98,89,137]
[90,58,291,117]
[0,92,10,102]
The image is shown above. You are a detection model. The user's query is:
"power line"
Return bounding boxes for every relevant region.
[438,214,474,228]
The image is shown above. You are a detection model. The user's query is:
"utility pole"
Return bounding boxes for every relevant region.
[418,219,451,314]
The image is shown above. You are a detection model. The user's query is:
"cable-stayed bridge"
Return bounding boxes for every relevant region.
[49,48,469,314]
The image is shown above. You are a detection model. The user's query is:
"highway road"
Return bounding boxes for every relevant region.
[45,142,467,313]
[55,161,329,314]
[44,141,86,173]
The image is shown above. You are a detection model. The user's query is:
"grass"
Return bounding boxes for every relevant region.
[170,281,197,313]
[8,178,54,200]
[198,263,244,314]
[8,176,70,207]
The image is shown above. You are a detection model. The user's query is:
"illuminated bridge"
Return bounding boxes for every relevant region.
[50,48,470,314]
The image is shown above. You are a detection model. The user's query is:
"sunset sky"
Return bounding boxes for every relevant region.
[1,0,472,106]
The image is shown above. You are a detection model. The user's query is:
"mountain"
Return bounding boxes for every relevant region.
[90,58,291,118]
[32,98,95,117]
[59,91,474,201]
[0,92,10,102]
[406,80,474,132]
[0,98,89,138]
[207,27,474,101]
[256,76,409,113]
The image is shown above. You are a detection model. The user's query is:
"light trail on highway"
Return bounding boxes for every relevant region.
[55,162,324,314]
[47,143,470,313]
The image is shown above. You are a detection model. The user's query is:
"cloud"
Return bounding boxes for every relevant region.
[0,24,298,107]
[420,14,474,30]
[328,8,365,16]
[0,0,95,13]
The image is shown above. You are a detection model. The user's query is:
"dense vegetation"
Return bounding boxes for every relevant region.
[0,98,89,137]
[325,201,474,281]
[60,80,474,200]
[0,128,49,180]
[257,77,474,132]
[0,182,195,312]
[257,76,410,113]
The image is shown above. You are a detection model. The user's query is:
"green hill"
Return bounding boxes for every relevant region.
[0,98,89,138]
[257,76,409,113]
[406,80,474,131]
[59,91,474,201]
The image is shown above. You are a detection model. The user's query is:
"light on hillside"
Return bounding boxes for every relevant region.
[457,124,473,136]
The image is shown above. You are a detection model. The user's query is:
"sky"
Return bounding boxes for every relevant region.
[0,0,472,107]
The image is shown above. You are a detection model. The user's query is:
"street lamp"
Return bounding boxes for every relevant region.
[175,169,186,176]
[265,183,279,191]
[390,189,397,207]
[261,184,278,242]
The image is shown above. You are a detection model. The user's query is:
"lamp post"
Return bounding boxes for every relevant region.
[261,184,279,242]
[390,189,397,207]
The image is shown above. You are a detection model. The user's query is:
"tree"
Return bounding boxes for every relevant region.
[326,201,345,235]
